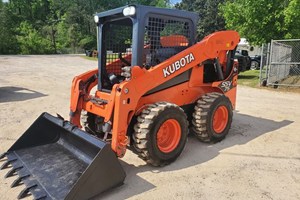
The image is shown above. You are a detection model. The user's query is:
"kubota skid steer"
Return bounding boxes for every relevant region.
[1,5,240,200]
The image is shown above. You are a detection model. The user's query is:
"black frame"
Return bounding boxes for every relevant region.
[95,5,199,90]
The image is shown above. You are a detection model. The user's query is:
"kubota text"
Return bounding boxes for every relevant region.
[163,53,195,77]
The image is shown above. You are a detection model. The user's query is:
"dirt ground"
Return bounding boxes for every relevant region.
[0,55,299,200]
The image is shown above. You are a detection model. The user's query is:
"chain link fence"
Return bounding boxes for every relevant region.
[264,39,300,87]
[259,43,270,86]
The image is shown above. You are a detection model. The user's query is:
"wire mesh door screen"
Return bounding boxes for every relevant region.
[268,39,300,86]
[144,16,192,67]
[102,18,133,75]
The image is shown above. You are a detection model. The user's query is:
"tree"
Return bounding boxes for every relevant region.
[0,2,19,54]
[220,0,300,45]
[176,0,226,40]
[17,21,53,54]
[284,0,300,39]
[0,0,172,54]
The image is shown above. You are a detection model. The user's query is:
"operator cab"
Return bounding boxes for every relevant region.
[94,5,198,91]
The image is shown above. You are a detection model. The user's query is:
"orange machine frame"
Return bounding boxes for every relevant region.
[70,31,240,157]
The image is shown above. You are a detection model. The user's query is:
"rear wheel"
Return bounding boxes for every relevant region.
[133,102,188,166]
[192,92,233,142]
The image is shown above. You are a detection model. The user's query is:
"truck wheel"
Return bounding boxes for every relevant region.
[250,60,260,70]
[192,92,233,142]
[133,102,188,166]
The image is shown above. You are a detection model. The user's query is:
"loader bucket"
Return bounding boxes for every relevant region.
[0,112,126,200]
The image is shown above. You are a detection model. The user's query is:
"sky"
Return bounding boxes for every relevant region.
[170,0,182,4]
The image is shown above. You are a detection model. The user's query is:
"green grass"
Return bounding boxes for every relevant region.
[238,70,260,87]
[81,56,97,61]
[238,70,300,93]
[80,54,120,62]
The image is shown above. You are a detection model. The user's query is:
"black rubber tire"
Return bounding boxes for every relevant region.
[273,81,279,89]
[81,111,97,134]
[192,92,233,143]
[133,102,188,167]
[81,111,107,139]
[250,60,260,70]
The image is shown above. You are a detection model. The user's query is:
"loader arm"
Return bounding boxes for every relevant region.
[70,69,98,126]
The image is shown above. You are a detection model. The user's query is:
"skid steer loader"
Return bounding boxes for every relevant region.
[1,5,240,200]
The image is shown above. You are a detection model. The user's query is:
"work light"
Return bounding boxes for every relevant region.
[123,6,136,16]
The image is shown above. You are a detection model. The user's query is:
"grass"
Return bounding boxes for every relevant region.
[81,53,121,62]
[238,69,300,93]
[238,70,260,88]
[81,56,97,61]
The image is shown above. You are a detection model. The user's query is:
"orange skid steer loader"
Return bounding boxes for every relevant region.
[1,5,240,200]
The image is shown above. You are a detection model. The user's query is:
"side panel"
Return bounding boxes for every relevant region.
[137,82,222,114]
[144,70,191,96]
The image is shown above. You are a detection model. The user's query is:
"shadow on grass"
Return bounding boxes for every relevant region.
[238,74,258,79]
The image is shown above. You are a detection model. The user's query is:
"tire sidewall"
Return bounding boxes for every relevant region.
[147,107,188,162]
[206,96,233,140]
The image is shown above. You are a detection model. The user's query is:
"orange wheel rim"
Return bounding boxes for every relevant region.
[157,119,181,153]
[213,106,229,134]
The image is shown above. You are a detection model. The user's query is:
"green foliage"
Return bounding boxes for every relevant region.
[221,0,300,45]
[284,0,300,39]
[0,0,170,55]
[79,36,96,50]
[0,3,19,54]
[152,0,171,8]
[161,22,186,36]
[176,0,226,39]
[2,0,298,54]
[17,21,53,54]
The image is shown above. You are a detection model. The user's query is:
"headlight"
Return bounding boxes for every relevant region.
[123,6,136,16]
[94,15,99,23]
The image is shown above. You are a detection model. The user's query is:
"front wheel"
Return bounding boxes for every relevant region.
[192,92,233,142]
[133,102,188,166]
[80,111,107,139]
